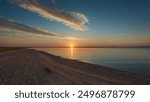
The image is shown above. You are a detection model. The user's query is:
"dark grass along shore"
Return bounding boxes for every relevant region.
[0,48,150,85]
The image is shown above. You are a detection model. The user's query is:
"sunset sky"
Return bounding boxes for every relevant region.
[0,0,150,47]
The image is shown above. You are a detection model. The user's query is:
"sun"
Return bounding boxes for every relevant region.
[69,42,76,48]
[70,43,74,48]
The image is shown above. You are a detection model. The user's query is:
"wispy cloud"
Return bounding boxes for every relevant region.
[0,17,60,37]
[11,0,89,31]
[0,17,81,40]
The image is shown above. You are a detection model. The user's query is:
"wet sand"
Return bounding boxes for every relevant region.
[0,49,150,85]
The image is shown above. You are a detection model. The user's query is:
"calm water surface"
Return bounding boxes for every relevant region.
[35,48,150,76]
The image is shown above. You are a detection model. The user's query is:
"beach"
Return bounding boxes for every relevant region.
[0,48,150,85]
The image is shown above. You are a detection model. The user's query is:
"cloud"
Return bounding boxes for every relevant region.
[11,0,89,31]
[0,17,60,37]
[0,17,81,40]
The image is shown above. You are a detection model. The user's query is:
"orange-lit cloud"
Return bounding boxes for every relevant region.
[12,0,89,31]
[0,17,59,37]
[0,17,81,42]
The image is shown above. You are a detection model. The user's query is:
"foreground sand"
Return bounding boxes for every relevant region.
[0,49,150,85]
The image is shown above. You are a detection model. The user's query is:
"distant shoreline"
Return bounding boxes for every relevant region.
[1,46,150,49]
[0,47,25,52]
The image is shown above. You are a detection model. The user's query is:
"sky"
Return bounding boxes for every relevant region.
[0,0,150,47]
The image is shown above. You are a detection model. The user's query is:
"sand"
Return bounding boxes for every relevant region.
[0,49,150,85]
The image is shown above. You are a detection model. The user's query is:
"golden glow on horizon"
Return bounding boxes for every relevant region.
[70,43,74,48]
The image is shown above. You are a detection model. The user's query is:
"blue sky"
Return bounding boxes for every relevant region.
[0,0,150,47]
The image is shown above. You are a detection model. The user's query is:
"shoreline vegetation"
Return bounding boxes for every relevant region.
[0,47,150,85]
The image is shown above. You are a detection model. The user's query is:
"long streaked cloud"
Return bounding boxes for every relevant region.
[0,17,81,40]
[11,0,89,31]
[0,17,60,37]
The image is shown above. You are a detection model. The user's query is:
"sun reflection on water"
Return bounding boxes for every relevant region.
[70,43,74,59]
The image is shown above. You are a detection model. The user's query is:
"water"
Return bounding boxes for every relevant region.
[34,48,150,76]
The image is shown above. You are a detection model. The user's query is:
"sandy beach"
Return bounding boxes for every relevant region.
[0,49,150,85]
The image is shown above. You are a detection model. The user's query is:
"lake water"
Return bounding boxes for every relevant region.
[34,48,150,76]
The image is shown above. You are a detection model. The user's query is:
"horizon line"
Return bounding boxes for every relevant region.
[1,46,150,48]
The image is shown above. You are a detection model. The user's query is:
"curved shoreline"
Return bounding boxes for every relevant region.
[0,49,150,85]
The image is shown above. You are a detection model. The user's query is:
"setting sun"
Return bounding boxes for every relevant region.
[69,42,76,48]
[0,0,150,86]
[70,43,74,48]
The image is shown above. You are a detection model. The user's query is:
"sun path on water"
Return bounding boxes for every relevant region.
[70,43,75,59]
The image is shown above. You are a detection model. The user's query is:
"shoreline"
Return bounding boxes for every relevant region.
[0,48,150,85]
